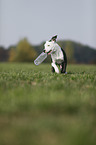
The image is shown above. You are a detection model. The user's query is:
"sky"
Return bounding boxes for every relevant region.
[0,0,96,49]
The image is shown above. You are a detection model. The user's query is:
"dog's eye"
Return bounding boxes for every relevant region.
[48,45,50,46]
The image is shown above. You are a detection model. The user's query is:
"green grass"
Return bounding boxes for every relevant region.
[0,63,96,145]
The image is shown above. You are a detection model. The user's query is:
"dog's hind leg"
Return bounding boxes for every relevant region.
[60,62,67,73]
[60,48,67,74]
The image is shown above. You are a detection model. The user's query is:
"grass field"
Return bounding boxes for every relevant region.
[0,63,96,145]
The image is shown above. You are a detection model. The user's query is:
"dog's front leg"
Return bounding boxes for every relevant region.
[51,63,59,74]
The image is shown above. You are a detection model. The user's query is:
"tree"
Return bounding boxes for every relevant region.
[0,47,9,61]
[9,38,37,62]
[64,41,75,63]
[8,48,16,62]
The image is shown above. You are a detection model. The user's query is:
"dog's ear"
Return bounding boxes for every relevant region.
[51,35,57,41]
[49,35,58,42]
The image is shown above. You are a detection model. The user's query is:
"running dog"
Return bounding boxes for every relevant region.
[43,35,67,74]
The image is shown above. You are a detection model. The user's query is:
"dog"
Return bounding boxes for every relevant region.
[43,35,67,74]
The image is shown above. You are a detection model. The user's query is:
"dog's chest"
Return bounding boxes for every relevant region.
[51,44,63,61]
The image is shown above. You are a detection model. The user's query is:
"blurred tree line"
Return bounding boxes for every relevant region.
[8,38,37,62]
[0,38,96,64]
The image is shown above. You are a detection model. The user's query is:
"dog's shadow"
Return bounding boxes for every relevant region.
[67,71,86,75]
[67,71,73,74]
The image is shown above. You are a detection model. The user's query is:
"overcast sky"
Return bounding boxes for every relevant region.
[0,0,96,48]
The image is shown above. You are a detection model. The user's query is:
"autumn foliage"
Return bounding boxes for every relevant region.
[9,38,37,62]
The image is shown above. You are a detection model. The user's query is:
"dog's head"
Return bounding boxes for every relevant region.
[43,41,54,54]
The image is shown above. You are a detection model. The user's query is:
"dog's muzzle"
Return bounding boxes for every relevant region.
[43,49,52,54]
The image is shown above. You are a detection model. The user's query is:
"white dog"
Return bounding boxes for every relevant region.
[44,35,67,74]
